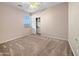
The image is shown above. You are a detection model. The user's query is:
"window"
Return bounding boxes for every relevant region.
[24,16,30,27]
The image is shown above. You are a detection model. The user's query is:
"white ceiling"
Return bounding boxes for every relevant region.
[0,2,62,13]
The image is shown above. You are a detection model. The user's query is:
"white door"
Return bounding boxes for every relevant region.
[31,17,36,34]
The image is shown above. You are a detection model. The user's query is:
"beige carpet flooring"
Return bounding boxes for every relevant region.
[0,34,73,56]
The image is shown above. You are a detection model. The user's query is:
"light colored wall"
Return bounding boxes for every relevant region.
[32,3,68,40]
[69,2,79,56]
[0,8,3,40]
[0,5,31,44]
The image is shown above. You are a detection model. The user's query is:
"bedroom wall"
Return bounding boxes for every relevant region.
[31,3,68,40]
[69,2,79,56]
[0,5,31,44]
[0,9,3,41]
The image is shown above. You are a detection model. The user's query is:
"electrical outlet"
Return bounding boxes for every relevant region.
[75,38,78,41]
[75,38,79,43]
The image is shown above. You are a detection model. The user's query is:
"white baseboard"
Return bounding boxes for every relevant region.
[0,33,32,44]
[41,34,68,41]
[68,39,75,56]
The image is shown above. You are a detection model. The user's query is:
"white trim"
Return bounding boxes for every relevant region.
[68,39,75,56]
[0,33,32,44]
[41,34,68,41]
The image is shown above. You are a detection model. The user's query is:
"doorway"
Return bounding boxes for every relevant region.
[36,17,41,35]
